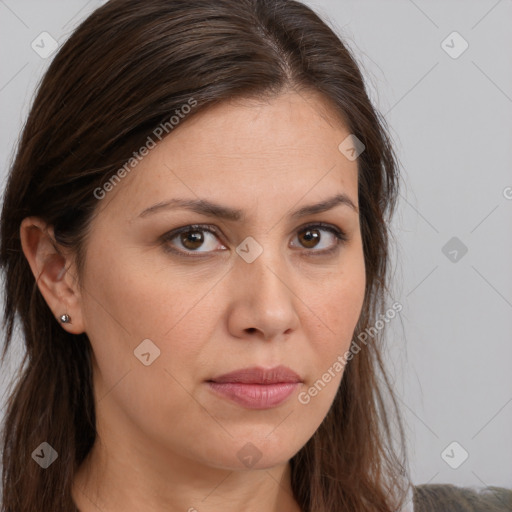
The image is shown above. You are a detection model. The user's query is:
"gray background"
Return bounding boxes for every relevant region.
[0,0,511,489]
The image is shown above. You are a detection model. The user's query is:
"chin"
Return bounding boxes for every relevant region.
[197,439,297,472]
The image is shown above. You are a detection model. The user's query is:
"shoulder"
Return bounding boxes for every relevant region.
[412,483,512,512]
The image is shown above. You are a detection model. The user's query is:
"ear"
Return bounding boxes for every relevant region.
[19,217,86,334]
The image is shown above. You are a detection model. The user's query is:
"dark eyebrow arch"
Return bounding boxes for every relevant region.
[138,193,358,221]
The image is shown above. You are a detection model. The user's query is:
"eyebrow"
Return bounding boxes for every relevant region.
[138,193,358,221]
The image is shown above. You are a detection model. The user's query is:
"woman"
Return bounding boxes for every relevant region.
[0,1,509,511]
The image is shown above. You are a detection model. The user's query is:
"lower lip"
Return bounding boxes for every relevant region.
[207,382,300,409]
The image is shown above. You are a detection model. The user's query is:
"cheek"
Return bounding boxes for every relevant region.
[82,250,184,396]
[288,254,365,417]
[306,250,366,343]
[80,251,215,398]
[82,251,201,339]
[80,258,211,443]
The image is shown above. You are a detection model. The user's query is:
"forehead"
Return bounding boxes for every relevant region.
[99,90,359,219]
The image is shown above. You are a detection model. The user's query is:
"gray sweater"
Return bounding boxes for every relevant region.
[412,484,512,511]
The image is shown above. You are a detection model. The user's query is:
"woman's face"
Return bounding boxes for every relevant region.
[74,90,365,471]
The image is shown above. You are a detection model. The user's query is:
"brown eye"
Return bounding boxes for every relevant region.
[180,230,204,250]
[298,227,321,249]
[162,224,227,256]
[291,223,348,254]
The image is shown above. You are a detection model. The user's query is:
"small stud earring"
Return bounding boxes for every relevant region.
[60,314,71,324]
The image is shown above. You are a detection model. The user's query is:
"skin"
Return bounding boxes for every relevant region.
[20,89,366,512]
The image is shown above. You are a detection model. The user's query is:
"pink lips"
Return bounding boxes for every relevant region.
[206,365,302,410]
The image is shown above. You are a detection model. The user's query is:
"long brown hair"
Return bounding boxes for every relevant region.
[0,1,410,510]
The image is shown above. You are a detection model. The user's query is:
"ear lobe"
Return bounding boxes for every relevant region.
[19,217,86,334]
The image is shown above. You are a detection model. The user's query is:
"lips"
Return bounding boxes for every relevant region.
[206,365,302,409]
[208,365,302,384]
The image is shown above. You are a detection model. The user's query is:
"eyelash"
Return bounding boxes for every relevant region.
[160,222,349,258]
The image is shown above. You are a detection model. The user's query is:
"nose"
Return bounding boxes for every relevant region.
[226,245,300,342]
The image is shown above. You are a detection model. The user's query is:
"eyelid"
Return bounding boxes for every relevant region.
[295,221,348,240]
[164,223,221,239]
[292,222,348,257]
[161,224,225,257]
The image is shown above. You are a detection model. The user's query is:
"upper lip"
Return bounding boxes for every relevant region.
[208,365,302,384]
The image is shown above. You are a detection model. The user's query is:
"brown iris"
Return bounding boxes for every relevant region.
[180,230,204,250]
[298,227,320,249]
